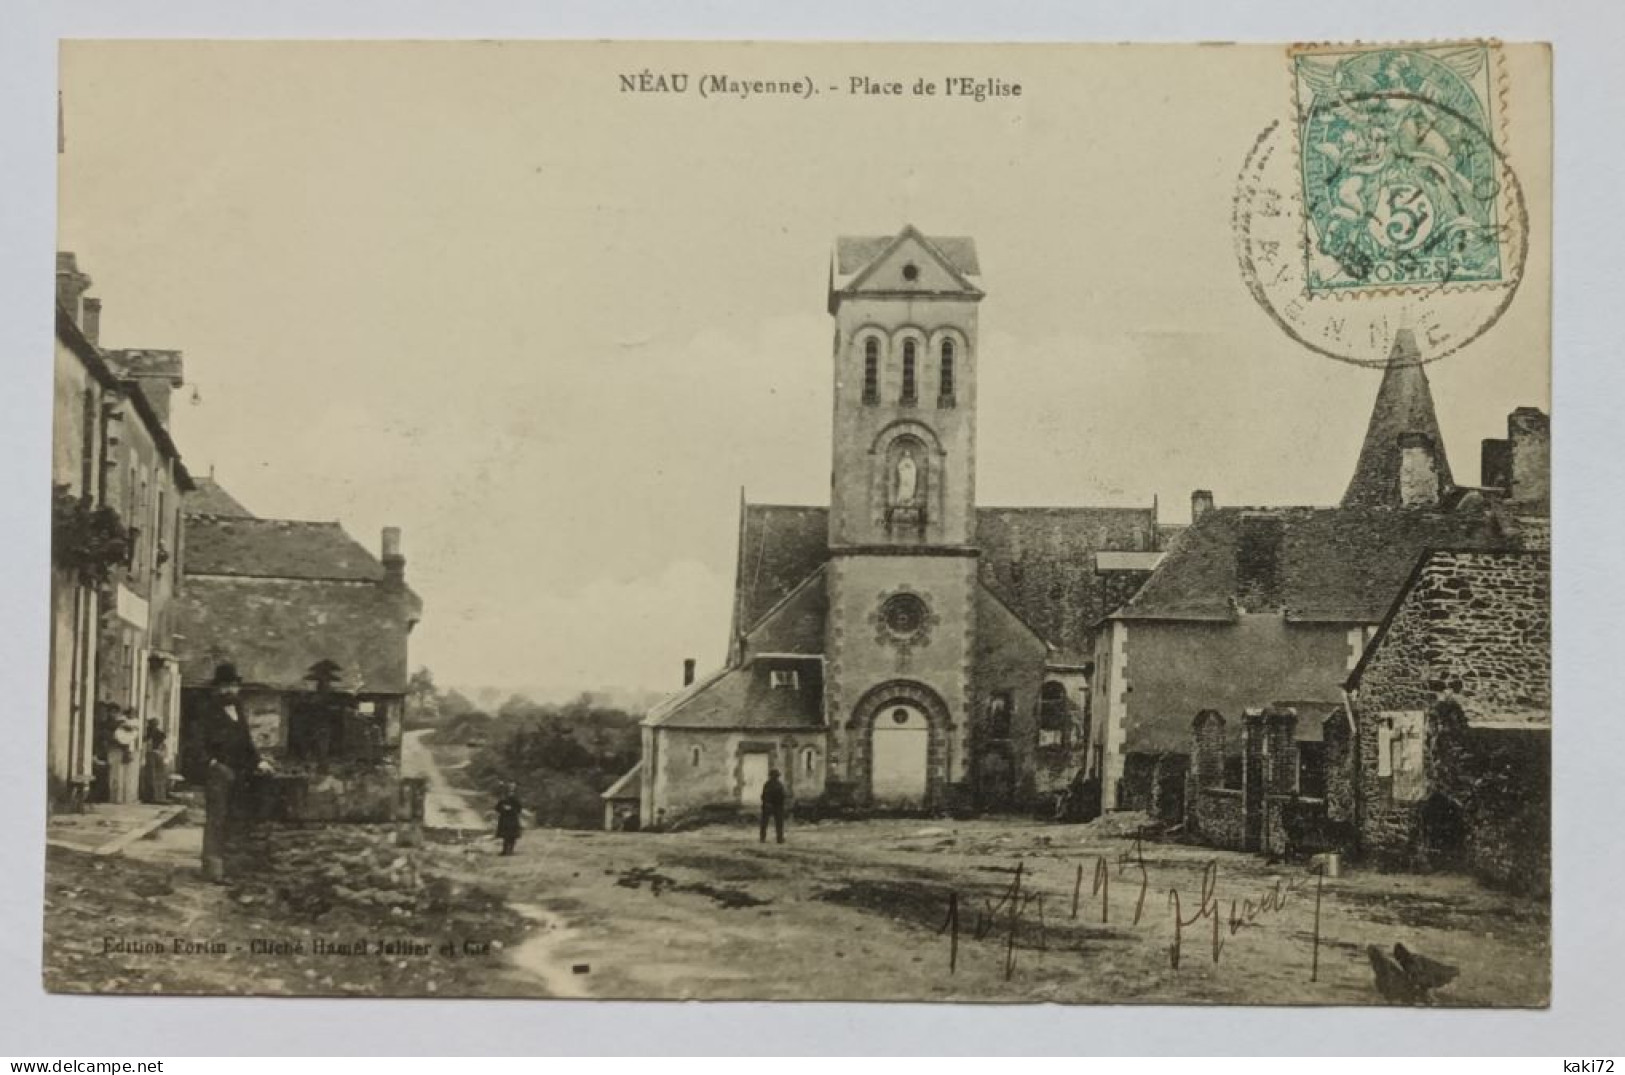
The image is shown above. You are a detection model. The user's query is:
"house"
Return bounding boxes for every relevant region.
[49,254,194,810]
[175,487,423,810]
[1091,331,1549,818]
[1334,548,1551,895]
[632,227,1175,827]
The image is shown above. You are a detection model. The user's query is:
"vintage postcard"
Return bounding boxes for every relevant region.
[45,40,1550,1005]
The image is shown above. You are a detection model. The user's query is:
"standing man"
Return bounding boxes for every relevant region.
[493,781,524,856]
[201,663,268,882]
[759,768,787,845]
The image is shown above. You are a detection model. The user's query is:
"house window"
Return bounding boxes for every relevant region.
[770,669,800,690]
[1038,681,1070,748]
[985,692,1012,740]
[690,746,701,768]
[863,338,879,404]
[901,340,917,404]
[802,747,817,775]
[939,340,956,406]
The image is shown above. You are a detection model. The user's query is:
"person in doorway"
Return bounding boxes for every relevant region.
[494,782,524,856]
[200,663,270,882]
[759,768,787,844]
[139,720,170,805]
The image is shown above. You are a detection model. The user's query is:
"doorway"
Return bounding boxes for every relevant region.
[872,704,929,806]
[739,751,771,807]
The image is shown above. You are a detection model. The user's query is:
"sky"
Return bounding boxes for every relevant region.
[57,41,1551,696]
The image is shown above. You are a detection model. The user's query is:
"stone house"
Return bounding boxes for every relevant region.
[632,227,1174,827]
[49,254,194,810]
[1334,548,1551,895]
[1091,331,1549,818]
[175,483,422,817]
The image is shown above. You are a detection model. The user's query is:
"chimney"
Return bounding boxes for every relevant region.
[105,350,185,428]
[1191,489,1214,523]
[683,658,696,687]
[56,253,92,323]
[82,298,102,346]
[381,526,405,585]
[1398,432,1441,508]
[1507,406,1550,505]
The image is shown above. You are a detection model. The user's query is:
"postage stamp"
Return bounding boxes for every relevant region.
[1291,43,1506,295]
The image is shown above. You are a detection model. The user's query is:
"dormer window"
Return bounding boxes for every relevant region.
[901,340,917,404]
[863,338,879,405]
[770,669,800,690]
[939,340,956,407]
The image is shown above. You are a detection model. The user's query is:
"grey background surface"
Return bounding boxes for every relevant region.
[2,0,1619,1056]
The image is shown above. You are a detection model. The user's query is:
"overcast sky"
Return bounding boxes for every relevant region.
[58,41,1550,695]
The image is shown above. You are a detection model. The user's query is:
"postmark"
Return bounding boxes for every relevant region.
[1234,41,1528,368]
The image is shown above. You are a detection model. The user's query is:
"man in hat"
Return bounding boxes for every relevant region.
[201,663,270,882]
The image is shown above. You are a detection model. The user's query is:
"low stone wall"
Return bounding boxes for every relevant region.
[259,770,426,824]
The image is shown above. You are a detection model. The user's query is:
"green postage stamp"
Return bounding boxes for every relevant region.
[1292,43,1506,295]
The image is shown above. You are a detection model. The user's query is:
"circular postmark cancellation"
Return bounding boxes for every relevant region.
[1234,43,1529,368]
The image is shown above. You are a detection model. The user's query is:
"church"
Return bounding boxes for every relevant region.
[632,226,1176,827]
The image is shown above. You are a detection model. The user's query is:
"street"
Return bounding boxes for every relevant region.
[43,734,1550,1005]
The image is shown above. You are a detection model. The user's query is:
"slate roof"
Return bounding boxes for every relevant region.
[176,575,419,694]
[731,501,1163,664]
[184,515,389,582]
[646,655,825,730]
[975,506,1161,661]
[1342,330,1455,508]
[1112,504,1514,624]
[600,761,642,800]
[186,478,256,519]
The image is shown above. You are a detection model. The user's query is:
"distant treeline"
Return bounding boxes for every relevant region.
[410,668,641,829]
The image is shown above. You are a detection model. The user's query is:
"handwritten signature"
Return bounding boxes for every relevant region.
[937,839,1325,982]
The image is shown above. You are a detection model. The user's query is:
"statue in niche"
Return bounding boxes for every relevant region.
[895,451,918,505]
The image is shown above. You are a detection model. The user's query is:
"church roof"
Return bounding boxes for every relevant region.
[731,501,1164,664]
[646,655,825,730]
[975,506,1161,661]
[1341,330,1455,508]
[1111,503,1514,624]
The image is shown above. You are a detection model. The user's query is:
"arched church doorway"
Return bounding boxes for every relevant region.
[872,704,930,806]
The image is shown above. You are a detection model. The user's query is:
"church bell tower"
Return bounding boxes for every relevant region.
[822,226,984,809]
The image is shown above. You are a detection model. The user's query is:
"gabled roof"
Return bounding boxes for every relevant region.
[646,655,824,731]
[1112,504,1514,624]
[186,477,256,519]
[829,226,983,312]
[176,574,418,693]
[1342,330,1455,508]
[184,514,389,583]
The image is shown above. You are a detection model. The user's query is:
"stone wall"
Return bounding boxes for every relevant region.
[251,770,424,824]
[1356,550,1549,721]
[646,726,829,825]
[1349,550,1550,891]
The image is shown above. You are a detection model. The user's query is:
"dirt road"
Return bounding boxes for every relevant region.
[456,816,1550,1005]
[402,728,486,831]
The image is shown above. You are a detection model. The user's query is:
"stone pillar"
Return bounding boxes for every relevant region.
[1264,706,1299,796]
[1191,710,1226,789]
